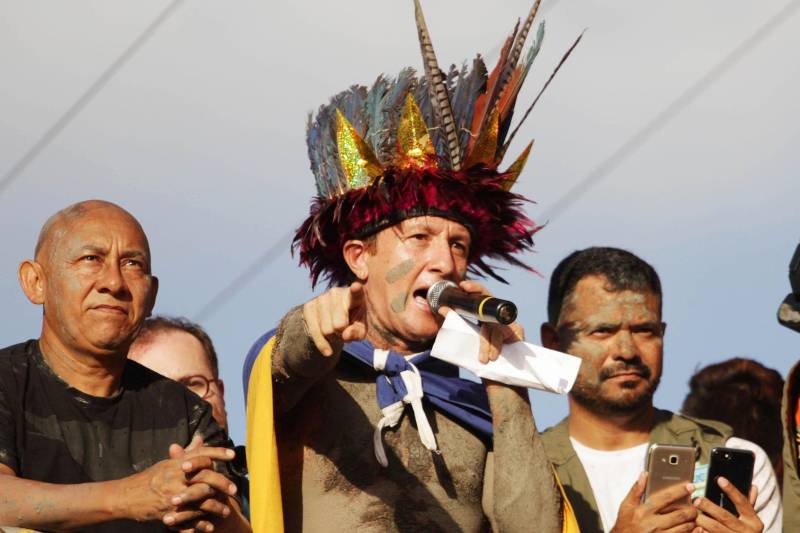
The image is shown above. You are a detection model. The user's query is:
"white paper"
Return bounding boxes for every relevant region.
[431,312,582,393]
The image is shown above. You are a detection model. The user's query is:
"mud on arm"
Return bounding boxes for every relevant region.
[271,305,342,416]
[483,383,562,533]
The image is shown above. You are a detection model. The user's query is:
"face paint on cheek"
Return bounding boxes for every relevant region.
[390,292,408,313]
[572,338,607,384]
[576,364,601,389]
[385,259,415,284]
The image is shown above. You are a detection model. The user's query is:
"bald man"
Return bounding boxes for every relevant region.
[0,201,251,533]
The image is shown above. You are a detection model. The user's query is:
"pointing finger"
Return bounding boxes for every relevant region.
[303,300,334,356]
[349,281,365,311]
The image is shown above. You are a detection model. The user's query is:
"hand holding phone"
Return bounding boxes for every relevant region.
[694,476,763,532]
[612,467,697,533]
[704,447,755,516]
[644,444,697,508]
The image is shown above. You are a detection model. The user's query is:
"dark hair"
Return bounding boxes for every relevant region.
[547,247,662,324]
[135,316,219,378]
[682,358,784,470]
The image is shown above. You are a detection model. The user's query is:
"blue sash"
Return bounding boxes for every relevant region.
[243,331,493,441]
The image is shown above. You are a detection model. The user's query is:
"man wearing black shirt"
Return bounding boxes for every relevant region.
[0,200,251,533]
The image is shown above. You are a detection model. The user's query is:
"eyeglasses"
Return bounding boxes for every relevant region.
[178,374,221,400]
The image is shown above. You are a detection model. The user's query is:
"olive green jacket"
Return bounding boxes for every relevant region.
[541,409,732,533]
[782,360,800,532]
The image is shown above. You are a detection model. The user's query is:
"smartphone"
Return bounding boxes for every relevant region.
[644,444,696,508]
[704,447,755,516]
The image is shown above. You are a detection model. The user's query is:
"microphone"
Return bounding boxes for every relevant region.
[426,280,518,325]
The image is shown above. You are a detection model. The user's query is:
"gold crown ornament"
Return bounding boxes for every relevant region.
[296,0,583,287]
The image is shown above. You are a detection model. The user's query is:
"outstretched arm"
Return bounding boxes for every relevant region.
[271,283,367,415]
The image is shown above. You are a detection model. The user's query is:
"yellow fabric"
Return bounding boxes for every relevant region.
[556,467,581,533]
[246,337,284,533]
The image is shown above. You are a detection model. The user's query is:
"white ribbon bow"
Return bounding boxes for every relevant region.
[371,349,439,467]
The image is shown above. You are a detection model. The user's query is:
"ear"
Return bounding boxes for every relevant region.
[342,240,370,281]
[217,378,225,397]
[145,276,159,317]
[540,322,560,350]
[18,260,46,305]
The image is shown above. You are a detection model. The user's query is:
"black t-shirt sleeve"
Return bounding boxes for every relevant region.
[0,384,18,473]
[0,345,22,474]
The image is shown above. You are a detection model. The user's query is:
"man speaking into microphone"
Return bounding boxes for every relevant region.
[241,2,583,531]
[427,280,518,325]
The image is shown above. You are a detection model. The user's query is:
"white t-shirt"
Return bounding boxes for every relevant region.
[570,436,782,533]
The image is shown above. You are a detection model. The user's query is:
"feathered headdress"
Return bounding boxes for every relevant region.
[295,0,582,287]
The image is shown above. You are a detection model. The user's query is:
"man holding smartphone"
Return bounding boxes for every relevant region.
[539,247,781,533]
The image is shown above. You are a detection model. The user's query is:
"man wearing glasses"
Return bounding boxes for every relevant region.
[129,316,249,515]
[130,317,228,430]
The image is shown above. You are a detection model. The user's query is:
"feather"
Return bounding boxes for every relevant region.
[501,30,584,157]
[498,20,545,123]
[308,102,346,197]
[451,58,487,153]
[496,21,546,146]
[376,68,416,162]
[306,113,327,197]
[330,85,367,133]
[364,75,390,159]
[497,67,522,126]
[413,0,462,170]
[468,28,515,153]
[468,1,542,157]
[499,0,541,100]
[524,21,546,82]
[413,76,454,161]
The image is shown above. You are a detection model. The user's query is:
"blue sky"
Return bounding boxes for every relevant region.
[1,0,798,445]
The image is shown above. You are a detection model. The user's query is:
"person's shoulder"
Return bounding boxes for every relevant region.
[122,359,197,403]
[540,417,572,456]
[123,359,217,432]
[541,416,570,437]
[0,340,37,371]
[0,340,37,358]
[656,408,733,438]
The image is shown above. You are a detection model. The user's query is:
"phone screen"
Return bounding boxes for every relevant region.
[704,447,755,516]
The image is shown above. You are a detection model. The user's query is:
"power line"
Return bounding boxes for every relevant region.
[192,0,798,321]
[193,232,295,323]
[190,1,565,322]
[0,0,186,197]
[539,0,800,221]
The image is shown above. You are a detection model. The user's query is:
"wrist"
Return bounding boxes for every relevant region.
[101,476,131,521]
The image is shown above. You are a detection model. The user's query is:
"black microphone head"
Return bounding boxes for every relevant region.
[426,280,457,313]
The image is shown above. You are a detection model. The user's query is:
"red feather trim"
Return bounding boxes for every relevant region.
[292,167,541,287]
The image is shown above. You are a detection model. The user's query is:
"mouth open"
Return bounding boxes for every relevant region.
[413,288,428,305]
